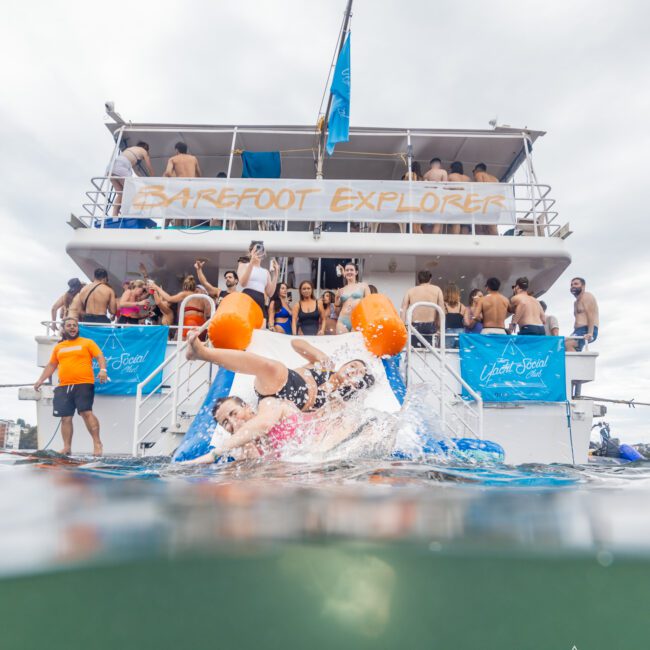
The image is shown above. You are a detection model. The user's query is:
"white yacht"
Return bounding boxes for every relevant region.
[25,115,601,464]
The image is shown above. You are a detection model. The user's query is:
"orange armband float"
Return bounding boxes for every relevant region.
[208,292,264,350]
[351,294,407,357]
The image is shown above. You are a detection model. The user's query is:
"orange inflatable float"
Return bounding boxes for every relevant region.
[207,292,264,350]
[351,294,407,357]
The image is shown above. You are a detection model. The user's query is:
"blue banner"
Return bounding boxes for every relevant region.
[79,326,169,395]
[459,334,566,402]
[326,33,351,155]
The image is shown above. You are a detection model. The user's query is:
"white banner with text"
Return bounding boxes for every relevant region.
[122,178,517,224]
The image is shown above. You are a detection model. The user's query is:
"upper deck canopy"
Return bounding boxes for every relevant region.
[105,122,544,181]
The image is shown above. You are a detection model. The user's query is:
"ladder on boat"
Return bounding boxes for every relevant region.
[405,302,484,440]
[132,295,216,456]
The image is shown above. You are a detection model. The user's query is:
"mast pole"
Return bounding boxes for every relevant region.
[316,0,353,180]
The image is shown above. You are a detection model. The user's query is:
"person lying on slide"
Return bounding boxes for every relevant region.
[185,331,375,413]
[182,394,376,465]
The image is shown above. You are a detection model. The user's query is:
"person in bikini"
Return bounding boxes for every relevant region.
[107,142,155,216]
[185,331,375,414]
[117,279,151,325]
[268,282,293,334]
[335,262,371,333]
[72,268,118,324]
[151,275,210,339]
[467,277,510,334]
[182,394,380,465]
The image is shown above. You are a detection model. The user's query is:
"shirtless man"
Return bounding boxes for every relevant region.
[163,142,202,178]
[108,142,155,216]
[70,268,117,324]
[164,142,201,225]
[400,270,445,347]
[566,277,599,351]
[447,162,471,234]
[194,260,239,303]
[509,277,545,335]
[472,163,499,236]
[423,157,448,182]
[468,277,510,334]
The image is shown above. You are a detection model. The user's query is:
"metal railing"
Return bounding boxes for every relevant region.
[131,295,215,456]
[405,302,484,440]
[78,177,561,237]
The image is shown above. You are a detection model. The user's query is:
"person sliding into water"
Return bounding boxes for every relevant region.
[185,331,375,413]
[182,394,381,465]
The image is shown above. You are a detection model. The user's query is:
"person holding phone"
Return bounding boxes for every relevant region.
[237,241,279,325]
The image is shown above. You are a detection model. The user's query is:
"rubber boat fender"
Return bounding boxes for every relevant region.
[208,292,263,350]
[351,294,407,357]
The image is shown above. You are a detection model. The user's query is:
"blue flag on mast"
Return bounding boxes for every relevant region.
[326,33,351,155]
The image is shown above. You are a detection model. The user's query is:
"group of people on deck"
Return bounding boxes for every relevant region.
[401,272,598,352]
[401,159,499,235]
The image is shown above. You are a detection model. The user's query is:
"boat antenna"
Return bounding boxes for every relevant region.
[315,0,353,180]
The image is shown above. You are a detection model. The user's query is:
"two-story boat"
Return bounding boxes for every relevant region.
[25,115,601,464]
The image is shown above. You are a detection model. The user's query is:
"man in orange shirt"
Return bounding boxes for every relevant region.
[34,318,109,455]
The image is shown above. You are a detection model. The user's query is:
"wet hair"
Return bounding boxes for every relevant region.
[337,360,376,401]
[450,161,464,175]
[299,280,315,300]
[539,300,548,312]
[224,270,238,281]
[571,277,586,286]
[212,395,246,420]
[515,277,529,291]
[94,268,108,281]
[182,275,197,292]
[175,141,188,154]
[468,288,482,305]
[136,141,150,151]
[429,157,442,166]
[473,162,487,173]
[417,270,432,284]
[216,172,227,178]
[486,277,501,291]
[270,282,288,313]
[444,283,461,307]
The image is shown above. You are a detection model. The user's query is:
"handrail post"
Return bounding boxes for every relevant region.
[406,302,446,431]
[170,294,216,432]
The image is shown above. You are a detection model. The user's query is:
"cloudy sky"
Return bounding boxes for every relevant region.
[1,0,648,440]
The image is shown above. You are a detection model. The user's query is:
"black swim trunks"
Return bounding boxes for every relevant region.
[83,314,111,324]
[53,383,95,417]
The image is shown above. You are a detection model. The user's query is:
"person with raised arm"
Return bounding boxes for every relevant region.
[150,275,210,338]
[194,260,239,304]
[237,242,279,326]
[185,331,375,414]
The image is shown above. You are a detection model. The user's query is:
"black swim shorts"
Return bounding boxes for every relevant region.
[53,384,95,417]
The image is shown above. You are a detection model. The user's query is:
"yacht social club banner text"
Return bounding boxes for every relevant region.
[459,334,567,402]
[122,178,517,225]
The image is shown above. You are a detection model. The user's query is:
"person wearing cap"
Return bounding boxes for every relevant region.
[34,317,108,455]
[509,277,546,335]
[50,278,85,331]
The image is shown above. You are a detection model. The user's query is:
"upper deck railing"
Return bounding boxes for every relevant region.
[78,176,561,237]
